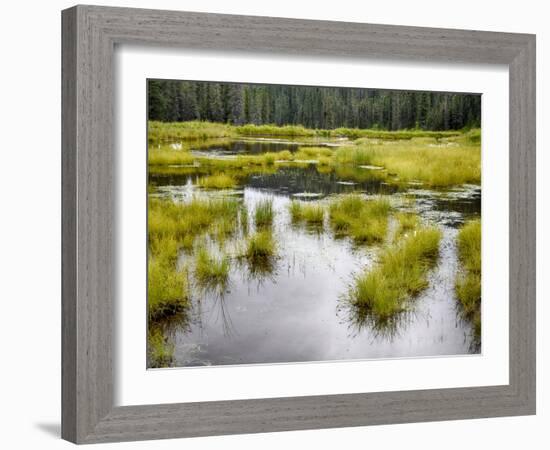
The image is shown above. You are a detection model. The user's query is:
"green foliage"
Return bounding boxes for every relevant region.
[147,327,174,368]
[245,230,276,262]
[395,212,420,239]
[254,199,274,228]
[147,257,188,321]
[329,195,392,245]
[455,220,482,340]
[197,173,237,189]
[148,120,234,142]
[194,244,230,291]
[148,80,481,131]
[333,146,374,166]
[349,227,442,321]
[235,124,315,137]
[289,201,325,225]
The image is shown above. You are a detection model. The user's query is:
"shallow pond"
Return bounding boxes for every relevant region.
[148,137,481,367]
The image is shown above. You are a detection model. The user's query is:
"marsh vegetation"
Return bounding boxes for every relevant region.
[146,81,482,368]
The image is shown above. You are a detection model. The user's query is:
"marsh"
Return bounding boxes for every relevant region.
[147,123,481,368]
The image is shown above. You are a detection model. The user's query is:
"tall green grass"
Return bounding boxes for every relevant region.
[197,173,237,189]
[349,227,442,321]
[148,197,240,319]
[148,146,196,165]
[455,219,481,340]
[329,195,392,245]
[147,327,174,368]
[148,257,189,321]
[148,121,234,142]
[235,124,316,137]
[289,201,325,225]
[194,244,230,291]
[254,198,274,228]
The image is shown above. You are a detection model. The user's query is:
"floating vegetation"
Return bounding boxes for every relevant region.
[455,219,482,341]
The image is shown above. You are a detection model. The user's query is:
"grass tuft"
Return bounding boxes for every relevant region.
[455,219,481,340]
[329,195,392,245]
[349,227,442,321]
[197,173,237,189]
[194,244,230,290]
[289,201,325,225]
[254,198,274,228]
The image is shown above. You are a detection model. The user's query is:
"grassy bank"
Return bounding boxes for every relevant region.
[455,219,482,340]
[148,120,465,142]
[349,226,442,322]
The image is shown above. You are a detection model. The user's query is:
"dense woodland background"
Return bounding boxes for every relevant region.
[148,80,481,131]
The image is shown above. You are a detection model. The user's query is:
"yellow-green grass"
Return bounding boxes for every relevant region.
[333,146,374,166]
[455,219,481,339]
[329,195,392,245]
[331,128,462,140]
[197,173,238,189]
[194,244,230,290]
[395,212,420,239]
[234,123,316,137]
[289,201,325,225]
[148,146,196,165]
[149,120,471,142]
[349,142,480,187]
[147,327,174,368]
[293,146,334,161]
[349,227,442,321]
[148,197,240,248]
[245,230,276,261]
[148,257,189,321]
[254,198,274,228]
[148,120,235,142]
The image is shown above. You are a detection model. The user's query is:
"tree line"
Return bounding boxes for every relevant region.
[148,79,481,131]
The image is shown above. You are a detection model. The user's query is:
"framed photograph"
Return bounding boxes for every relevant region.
[62,5,536,444]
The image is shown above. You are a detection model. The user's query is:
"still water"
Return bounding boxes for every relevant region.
[149,137,481,367]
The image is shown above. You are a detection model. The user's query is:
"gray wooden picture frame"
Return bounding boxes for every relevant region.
[61,4,536,444]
